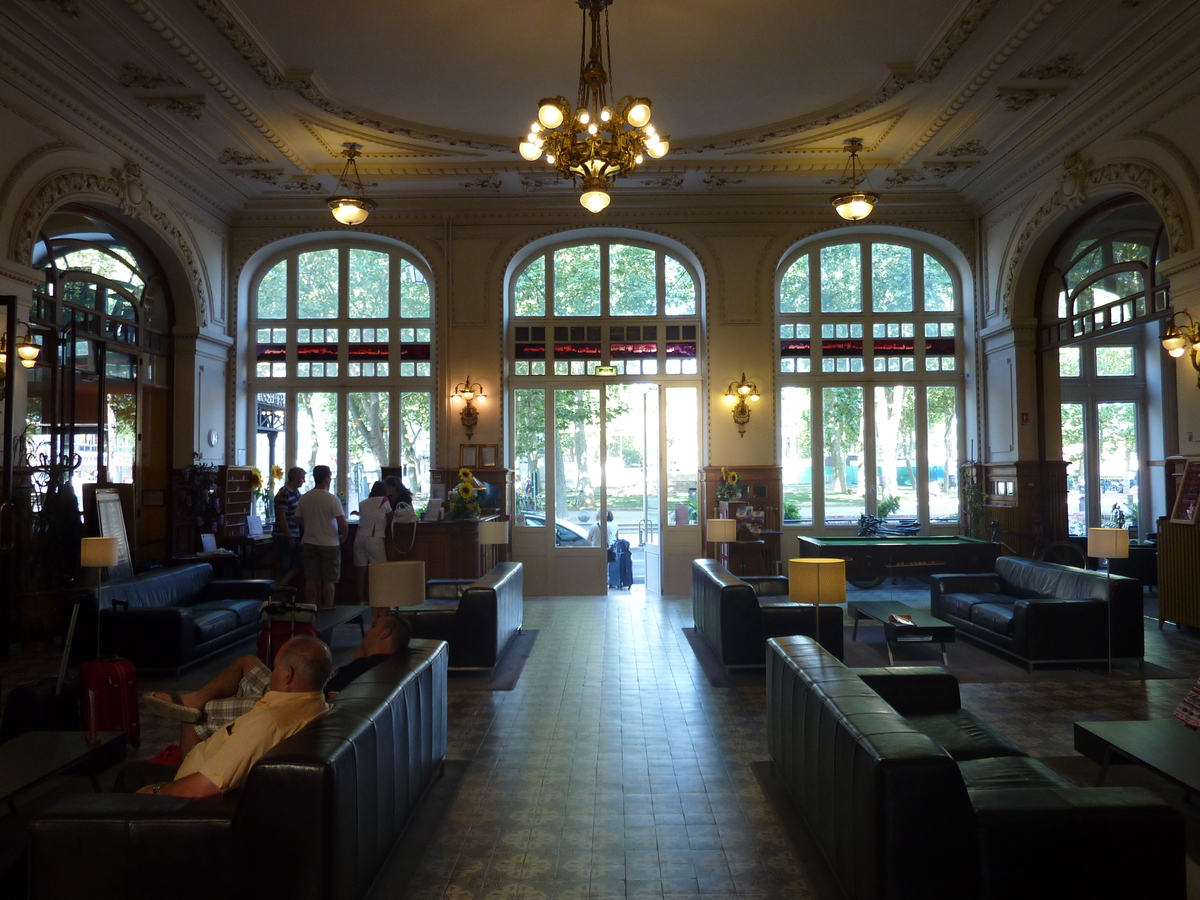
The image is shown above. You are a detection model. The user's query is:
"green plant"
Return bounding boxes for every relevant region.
[960,463,988,539]
[182,453,221,531]
[784,500,800,522]
[877,494,901,519]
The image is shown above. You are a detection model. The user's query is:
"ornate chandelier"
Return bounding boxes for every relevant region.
[519,0,668,213]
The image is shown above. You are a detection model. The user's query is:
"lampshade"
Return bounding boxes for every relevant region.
[368,560,426,607]
[1087,527,1129,560]
[478,520,509,545]
[788,558,847,606]
[80,536,119,568]
[707,518,738,543]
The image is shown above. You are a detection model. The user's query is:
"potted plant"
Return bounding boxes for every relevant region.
[180,453,221,549]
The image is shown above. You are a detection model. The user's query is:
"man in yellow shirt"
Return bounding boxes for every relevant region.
[133,636,331,798]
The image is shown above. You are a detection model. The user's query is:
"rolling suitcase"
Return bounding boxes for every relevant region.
[256,587,319,667]
[608,539,632,589]
[78,655,140,747]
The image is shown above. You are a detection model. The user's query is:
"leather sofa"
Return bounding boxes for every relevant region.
[29,638,449,900]
[75,563,273,673]
[692,558,843,668]
[929,555,1144,671]
[398,561,523,673]
[767,634,1184,900]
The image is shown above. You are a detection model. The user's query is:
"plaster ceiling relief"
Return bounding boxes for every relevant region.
[118,63,184,90]
[298,119,485,161]
[939,139,990,157]
[1017,52,1083,80]
[741,114,905,157]
[139,95,206,120]
[219,148,269,165]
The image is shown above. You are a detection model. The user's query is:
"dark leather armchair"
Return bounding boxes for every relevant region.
[29,640,449,900]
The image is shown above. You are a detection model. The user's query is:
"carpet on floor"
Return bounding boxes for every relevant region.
[448,629,537,691]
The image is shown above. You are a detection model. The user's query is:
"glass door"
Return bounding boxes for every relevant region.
[603,384,660,593]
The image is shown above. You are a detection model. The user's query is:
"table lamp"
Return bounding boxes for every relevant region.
[1088,527,1129,673]
[788,558,847,606]
[368,560,426,621]
[478,519,509,546]
[707,518,737,562]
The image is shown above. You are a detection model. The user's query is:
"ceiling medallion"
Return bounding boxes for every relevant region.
[830,138,879,221]
[519,0,668,213]
[325,142,376,226]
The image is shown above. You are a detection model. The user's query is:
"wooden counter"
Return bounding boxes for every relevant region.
[385,519,483,580]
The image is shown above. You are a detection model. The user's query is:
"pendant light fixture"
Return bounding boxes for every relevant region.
[519,0,668,213]
[831,138,879,221]
[326,142,377,226]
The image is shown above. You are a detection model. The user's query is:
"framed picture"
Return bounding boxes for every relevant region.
[1170,459,1200,524]
[478,444,499,468]
[459,444,478,468]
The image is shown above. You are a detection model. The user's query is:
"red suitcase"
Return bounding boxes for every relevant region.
[256,588,319,667]
[78,656,140,747]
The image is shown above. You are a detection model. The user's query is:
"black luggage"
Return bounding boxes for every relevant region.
[607,539,632,589]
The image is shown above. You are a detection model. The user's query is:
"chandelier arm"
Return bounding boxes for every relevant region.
[577,5,588,111]
[604,2,613,108]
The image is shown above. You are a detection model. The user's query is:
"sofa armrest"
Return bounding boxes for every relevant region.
[30,793,237,900]
[1012,598,1108,661]
[205,579,274,602]
[970,786,1185,900]
[98,606,194,666]
[851,667,961,715]
[742,576,789,597]
[425,579,473,600]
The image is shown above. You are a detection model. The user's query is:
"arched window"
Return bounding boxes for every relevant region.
[777,236,964,530]
[247,242,434,511]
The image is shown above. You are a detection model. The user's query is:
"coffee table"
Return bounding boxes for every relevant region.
[847,600,956,665]
[1074,719,1200,797]
[0,730,125,813]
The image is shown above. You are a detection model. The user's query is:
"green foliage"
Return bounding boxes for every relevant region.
[923,254,955,311]
[871,243,913,313]
[664,257,695,315]
[514,257,546,317]
[822,386,863,493]
[447,468,481,520]
[609,244,655,316]
[877,494,901,518]
[784,500,801,522]
[554,245,600,316]
[780,255,809,313]
[820,243,862,312]
[298,248,338,318]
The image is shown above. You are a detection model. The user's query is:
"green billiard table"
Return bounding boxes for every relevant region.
[796,535,1001,587]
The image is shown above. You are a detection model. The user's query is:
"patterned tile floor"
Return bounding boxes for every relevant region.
[4,583,1200,899]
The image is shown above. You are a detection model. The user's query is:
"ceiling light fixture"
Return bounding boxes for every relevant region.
[519,0,668,213]
[1161,310,1200,387]
[831,138,879,221]
[326,142,377,226]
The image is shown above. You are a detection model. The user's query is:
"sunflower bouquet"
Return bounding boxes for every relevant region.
[447,466,482,520]
[715,466,742,501]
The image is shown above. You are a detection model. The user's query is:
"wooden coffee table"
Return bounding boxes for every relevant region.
[0,730,125,813]
[1074,719,1200,796]
[847,600,956,665]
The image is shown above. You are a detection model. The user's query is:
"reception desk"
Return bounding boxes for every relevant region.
[387,519,483,580]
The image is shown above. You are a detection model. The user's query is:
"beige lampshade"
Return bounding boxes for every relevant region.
[788,558,847,606]
[478,520,509,545]
[1088,527,1129,560]
[707,518,738,543]
[368,560,426,607]
[80,536,119,568]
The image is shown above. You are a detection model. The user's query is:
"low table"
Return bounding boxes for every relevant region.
[315,604,368,643]
[0,730,125,813]
[1074,719,1200,796]
[847,600,956,665]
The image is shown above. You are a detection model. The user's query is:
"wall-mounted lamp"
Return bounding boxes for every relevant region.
[0,322,41,388]
[1162,310,1200,387]
[451,375,486,440]
[724,373,760,438]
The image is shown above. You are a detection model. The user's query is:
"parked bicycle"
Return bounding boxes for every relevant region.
[989,520,1087,568]
[858,514,922,537]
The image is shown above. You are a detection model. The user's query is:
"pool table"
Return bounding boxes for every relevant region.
[797,535,1001,587]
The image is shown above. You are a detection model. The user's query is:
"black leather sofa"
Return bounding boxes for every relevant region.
[75,563,273,673]
[929,555,1144,671]
[29,638,449,900]
[692,559,843,668]
[398,561,523,673]
[767,634,1184,900]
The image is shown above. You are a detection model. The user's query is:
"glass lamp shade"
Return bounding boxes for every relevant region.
[80,536,119,568]
[519,141,543,161]
[1169,345,1187,358]
[788,558,847,605]
[538,102,565,129]
[17,338,39,364]
[645,139,669,159]
[368,560,426,607]
[478,520,509,545]
[1162,333,1186,354]
[707,518,738,544]
[580,189,611,213]
[626,101,652,128]
[1087,527,1129,560]
[832,191,878,221]
[327,197,376,226]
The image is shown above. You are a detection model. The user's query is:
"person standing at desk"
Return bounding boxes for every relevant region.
[272,466,306,587]
[354,481,391,603]
[295,465,347,610]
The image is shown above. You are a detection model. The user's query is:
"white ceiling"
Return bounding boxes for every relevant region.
[3,0,1190,206]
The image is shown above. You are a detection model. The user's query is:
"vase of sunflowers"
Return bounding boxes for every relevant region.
[715,467,742,502]
[447,467,482,520]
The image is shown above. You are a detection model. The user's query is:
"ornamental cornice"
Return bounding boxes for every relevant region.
[10,164,212,326]
[999,155,1190,316]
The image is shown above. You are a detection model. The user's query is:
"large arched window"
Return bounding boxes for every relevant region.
[777,236,964,529]
[247,242,434,510]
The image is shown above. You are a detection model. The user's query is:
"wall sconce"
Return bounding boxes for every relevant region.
[1162,311,1200,387]
[0,322,41,388]
[724,373,760,438]
[451,375,486,440]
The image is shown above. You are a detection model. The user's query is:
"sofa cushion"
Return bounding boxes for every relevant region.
[958,755,1073,790]
[940,591,1013,620]
[971,602,1016,636]
[192,598,262,627]
[193,609,240,643]
[98,563,215,612]
[906,711,1027,761]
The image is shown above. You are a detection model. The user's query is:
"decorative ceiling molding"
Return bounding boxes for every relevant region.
[747,113,904,157]
[231,168,284,185]
[298,119,479,160]
[703,175,745,190]
[885,169,928,186]
[190,0,510,152]
[10,164,211,325]
[1017,52,1082,80]
[1000,155,1190,316]
[896,0,1067,166]
[997,86,1061,111]
[119,63,184,89]
[219,148,269,165]
[640,175,685,190]
[279,176,323,192]
[923,160,979,178]
[940,139,990,157]
[461,177,502,191]
[31,0,79,16]
[139,95,205,119]
[119,0,306,168]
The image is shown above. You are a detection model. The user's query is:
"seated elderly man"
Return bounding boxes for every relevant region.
[145,614,409,757]
[122,636,331,797]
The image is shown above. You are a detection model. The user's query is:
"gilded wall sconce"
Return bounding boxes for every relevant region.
[724,373,760,438]
[451,375,486,440]
[1162,311,1200,387]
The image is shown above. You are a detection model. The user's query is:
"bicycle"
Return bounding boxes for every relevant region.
[989,520,1088,568]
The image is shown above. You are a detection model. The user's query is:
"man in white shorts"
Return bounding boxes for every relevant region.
[353,481,391,603]
[295,464,347,610]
